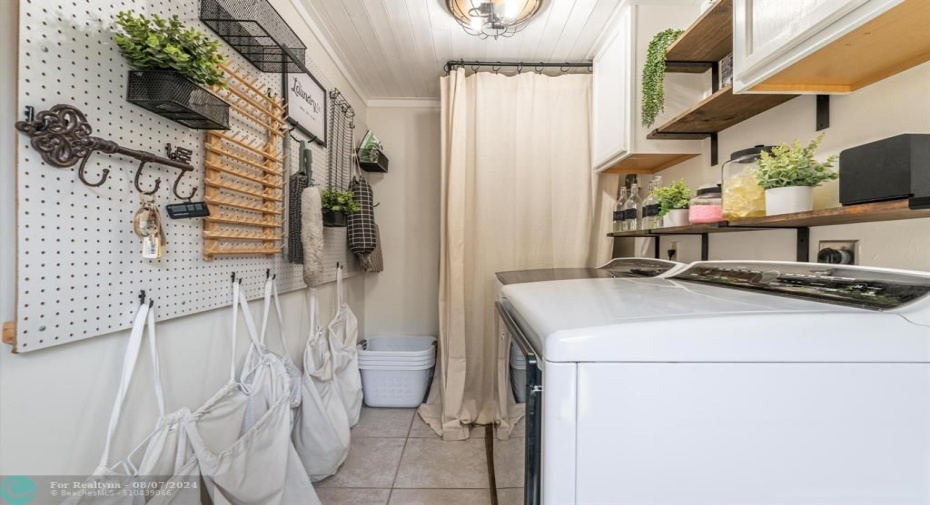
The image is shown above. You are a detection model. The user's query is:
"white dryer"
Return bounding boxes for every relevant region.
[497,261,930,505]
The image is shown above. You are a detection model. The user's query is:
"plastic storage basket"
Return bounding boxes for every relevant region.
[358,336,436,408]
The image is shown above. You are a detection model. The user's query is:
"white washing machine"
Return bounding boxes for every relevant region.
[497,261,930,505]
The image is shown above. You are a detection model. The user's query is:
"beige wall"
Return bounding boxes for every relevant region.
[363,107,442,338]
[0,0,367,474]
[635,62,930,270]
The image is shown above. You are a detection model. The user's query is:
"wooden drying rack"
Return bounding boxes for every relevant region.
[203,63,287,260]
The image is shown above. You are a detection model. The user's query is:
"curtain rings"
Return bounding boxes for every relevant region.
[535,63,544,74]
[560,63,569,73]
[492,62,502,74]
[517,63,524,74]
[77,150,110,187]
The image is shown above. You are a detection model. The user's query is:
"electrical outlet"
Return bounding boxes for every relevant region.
[817,240,859,265]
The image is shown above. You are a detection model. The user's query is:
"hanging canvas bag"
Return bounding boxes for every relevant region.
[184,281,320,505]
[65,302,201,505]
[292,289,352,481]
[328,266,364,426]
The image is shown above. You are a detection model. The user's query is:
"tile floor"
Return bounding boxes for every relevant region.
[315,407,495,505]
[493,418,525,505]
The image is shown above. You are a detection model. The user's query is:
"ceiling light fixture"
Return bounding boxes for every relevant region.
[445,0,544,40]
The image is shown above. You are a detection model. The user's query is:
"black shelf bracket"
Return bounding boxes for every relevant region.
[816,95,830,131]
[709,133,718,166]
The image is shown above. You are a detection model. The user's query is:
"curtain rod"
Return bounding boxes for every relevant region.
[443,60,592,75]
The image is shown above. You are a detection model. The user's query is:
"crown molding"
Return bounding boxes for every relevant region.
[290,0,369,106]
[367,98,441,109]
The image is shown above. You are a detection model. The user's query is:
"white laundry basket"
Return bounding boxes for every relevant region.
[358,336,436,408]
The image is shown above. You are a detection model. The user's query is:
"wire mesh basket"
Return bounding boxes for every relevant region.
[200,0,308,74]
[126,70,230,130]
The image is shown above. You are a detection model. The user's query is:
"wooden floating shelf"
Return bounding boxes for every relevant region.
[648,86,797,137]
[601,153,702,175]
[608,200,930,238]
[665,0,733,72]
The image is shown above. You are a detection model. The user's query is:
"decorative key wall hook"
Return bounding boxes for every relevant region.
[15,104,198,198]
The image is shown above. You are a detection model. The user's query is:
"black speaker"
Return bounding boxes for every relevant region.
[839,134,930,208]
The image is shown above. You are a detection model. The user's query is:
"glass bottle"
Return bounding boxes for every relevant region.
[613,187,628,233]
[623,183,642,231]
[641,177,662,229]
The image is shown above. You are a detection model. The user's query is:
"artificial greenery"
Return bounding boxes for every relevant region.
[651,179,693,215]
[753,133,839,189]
[642,28,683,128]
[113,11,227,88]
[321,189,360,213]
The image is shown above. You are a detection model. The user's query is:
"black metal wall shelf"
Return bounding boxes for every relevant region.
[200,0,308,74]
[609,199,930,262]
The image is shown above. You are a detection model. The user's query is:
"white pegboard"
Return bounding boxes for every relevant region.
[14,0,358,352]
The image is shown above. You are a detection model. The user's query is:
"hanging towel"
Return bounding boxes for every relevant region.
[347,176,377,256]
[301,186,324,287]
[288,142,311,264]
[292,289,351,481]
[328,266,364,426]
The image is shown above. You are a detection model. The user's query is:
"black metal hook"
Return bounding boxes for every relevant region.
[133,158,161,195]
[535,63,544,74]
[171,169,198,201]
[493,62,502,74]
[139,290,146,305]
[231,272,237,284]
[77,151,110,187]
[149,299,154,308]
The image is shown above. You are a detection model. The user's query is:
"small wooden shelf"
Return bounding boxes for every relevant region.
[665,0,733,71]
[608,200,930,238]
[601,153,702,175]
[648,86,797,138]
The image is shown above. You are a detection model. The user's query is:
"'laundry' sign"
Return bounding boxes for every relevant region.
[287,71,326,144]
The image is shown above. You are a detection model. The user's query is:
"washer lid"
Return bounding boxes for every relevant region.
[501,263,930,363]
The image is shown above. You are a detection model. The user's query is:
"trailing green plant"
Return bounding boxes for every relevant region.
[642,28,683,128]
[651,179,693,215]
[321,189,360,213]
[113,11,227,88]
[753,133,839,189]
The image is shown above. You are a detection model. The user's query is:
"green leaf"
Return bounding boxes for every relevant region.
[642,29,683,128]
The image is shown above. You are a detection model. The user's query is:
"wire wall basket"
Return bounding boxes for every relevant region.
[199,0,307,73]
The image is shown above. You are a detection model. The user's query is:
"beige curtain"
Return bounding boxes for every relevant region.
[418,69,619,440]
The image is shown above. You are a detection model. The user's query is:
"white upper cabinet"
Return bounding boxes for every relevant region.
[732,0,927,93]
[592,4,705,175]
[592,6,632,172]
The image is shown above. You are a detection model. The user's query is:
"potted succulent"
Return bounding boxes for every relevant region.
[754,133,839,215]
[321,189,360,227]
[642,28,684,128]
[652,179,694,227]
[114,11,230,129]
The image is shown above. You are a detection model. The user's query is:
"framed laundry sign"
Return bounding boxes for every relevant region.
[285,71,327,146]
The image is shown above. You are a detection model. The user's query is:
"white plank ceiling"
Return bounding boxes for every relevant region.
[299,0,620,100]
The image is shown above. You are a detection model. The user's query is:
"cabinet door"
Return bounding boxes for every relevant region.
[592,6,632,172]
[733,0,898,92]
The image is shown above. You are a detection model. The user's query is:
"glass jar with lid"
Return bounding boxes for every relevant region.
[721,145,773,219]
[689,185,723,224]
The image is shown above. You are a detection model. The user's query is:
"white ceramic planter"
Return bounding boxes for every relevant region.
[765,186,814,215]
[663,209,690,227]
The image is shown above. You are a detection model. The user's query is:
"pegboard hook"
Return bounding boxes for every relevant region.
[171,168,198,201]
[77,152,110,188]
[133,157,161,196]
[139,290,146,306]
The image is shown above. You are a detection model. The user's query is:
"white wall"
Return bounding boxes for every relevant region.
[642,62,930,270]
[0,0,367,475]
[363,107,442,338]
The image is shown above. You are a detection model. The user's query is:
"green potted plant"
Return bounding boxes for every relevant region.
[642,28,684,128]
[753,133,839,215]
[652,179,693,227]
[114,11,230,129]
[321,189,360,227]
